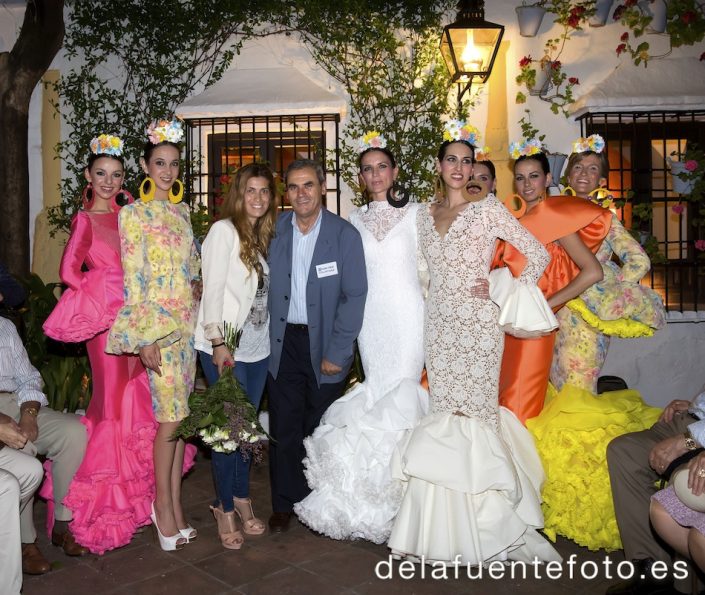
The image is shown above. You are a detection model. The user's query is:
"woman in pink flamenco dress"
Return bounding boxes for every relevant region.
[42,135,193,554]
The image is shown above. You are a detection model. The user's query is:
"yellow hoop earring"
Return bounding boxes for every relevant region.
[168,179,184,204]
[139,177,156,203]
[503,194,527,219]
[564,186,578,196]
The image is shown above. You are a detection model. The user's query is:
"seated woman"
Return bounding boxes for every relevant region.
[651,448,705,572]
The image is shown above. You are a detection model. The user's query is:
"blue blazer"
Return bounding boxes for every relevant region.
[268,208,367,385]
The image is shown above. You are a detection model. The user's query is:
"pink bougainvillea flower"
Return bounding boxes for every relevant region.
[568,77,579,85]
[621,32,629,41]
[695,240,705,251]
[519,55,532,68]
[672,204,685,215]
[682,11,696,24]
[616,43,627,56]
[685,160,699,172]
[551,60,562,70]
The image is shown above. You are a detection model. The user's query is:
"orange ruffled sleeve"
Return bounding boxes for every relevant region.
[498,196,611,304]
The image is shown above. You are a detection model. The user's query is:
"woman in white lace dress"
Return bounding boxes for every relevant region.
[388,122,562,565]
[294,133,429,543]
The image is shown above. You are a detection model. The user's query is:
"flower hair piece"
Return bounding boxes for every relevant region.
[443,119,480,146]
[357,131,388,153]
[509,138,544,160]
[475,146,491,162]
[572,134,605,154]
[90,134,124,157]
[146,118,185,145]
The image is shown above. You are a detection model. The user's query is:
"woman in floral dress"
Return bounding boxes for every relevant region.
[108,119,200,551]
[528,135,665,551]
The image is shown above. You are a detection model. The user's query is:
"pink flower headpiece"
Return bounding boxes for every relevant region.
[146,118,184,145]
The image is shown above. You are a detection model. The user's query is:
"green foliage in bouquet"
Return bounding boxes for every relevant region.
[173,363,269,462]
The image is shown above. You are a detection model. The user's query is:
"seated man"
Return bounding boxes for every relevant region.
[0,316,88,574]
[0,417,44,593]
[606,384,705,594]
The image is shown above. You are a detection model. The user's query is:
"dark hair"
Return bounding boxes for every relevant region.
[86,152,124,171]
[358,147,397,169]
[566,150,610,180]
[437,140,475,161]
[285,158,325,184]
[472,158,496,180]
[142,141,182,163]
[514,152,550,175]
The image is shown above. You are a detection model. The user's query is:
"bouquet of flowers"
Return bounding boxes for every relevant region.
[173,323,268,462]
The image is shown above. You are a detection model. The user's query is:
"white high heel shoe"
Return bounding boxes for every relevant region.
[151,501,186,551]
[179,525,197,542]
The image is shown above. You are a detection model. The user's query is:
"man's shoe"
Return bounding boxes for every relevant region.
[51,529,89,556]
[605,558,677,594]
[268,511,293,533]
[22,542,51,575]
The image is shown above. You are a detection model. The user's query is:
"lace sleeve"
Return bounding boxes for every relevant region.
[416,207,430,298]
[493,201,549,284]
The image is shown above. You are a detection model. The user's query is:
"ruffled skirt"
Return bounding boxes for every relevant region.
[295,377,428,544]
[388,408,561,565]
[527,383,662,551]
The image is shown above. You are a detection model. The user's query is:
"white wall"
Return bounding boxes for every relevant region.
[6,2,704,402]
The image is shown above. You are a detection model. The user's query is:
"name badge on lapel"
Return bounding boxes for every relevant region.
[316,261,338,278]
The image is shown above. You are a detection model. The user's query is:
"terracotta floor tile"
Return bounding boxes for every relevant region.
[23,563,120,595]
[194,546,292,587]
[111,565,232,595]
[299,546,391,588]
[237,566,345,595]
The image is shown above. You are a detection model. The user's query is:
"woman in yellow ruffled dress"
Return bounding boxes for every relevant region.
[527,135,666,551]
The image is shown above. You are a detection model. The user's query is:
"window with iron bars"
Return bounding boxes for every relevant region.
[182,114,341,219]
[578,110,705,312]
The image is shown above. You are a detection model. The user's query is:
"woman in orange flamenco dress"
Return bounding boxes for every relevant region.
[497,139,609,426]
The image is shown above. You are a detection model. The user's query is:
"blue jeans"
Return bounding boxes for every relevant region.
[198,351,268,511]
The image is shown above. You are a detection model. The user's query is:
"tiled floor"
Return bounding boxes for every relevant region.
[19,449,652,595]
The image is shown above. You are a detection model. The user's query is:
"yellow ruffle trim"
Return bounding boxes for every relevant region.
[527,383,661,551]
[566,298,655,338]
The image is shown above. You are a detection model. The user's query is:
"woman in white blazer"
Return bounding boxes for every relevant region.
[195,163,278,549]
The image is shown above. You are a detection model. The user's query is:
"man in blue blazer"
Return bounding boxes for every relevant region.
[267,159,367,532]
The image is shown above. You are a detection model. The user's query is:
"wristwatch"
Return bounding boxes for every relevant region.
[684,429,698,450]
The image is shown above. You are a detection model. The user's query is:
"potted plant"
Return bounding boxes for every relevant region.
[640,0,669,32]
[669,144,705,216]
[590,0,615,25]
[517,1,548,37]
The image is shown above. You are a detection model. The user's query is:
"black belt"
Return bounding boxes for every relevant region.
[286,323,308,332]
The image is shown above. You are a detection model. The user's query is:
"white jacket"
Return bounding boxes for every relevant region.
[194,218,267,355]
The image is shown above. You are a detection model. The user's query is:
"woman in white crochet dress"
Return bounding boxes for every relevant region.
[388,121,561,565]
[294,132,430,543]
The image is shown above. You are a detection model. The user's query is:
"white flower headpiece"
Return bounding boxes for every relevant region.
[572,134,605,154]
[146,118,184,145]
[90,134,124,157]
[357,131,388,153]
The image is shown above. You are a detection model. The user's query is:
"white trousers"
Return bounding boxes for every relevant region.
[0,447,43,595]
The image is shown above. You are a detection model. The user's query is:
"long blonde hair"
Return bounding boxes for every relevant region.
[221,163,278,275]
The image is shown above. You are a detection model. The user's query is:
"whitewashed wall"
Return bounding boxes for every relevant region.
[4,1,704,403]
